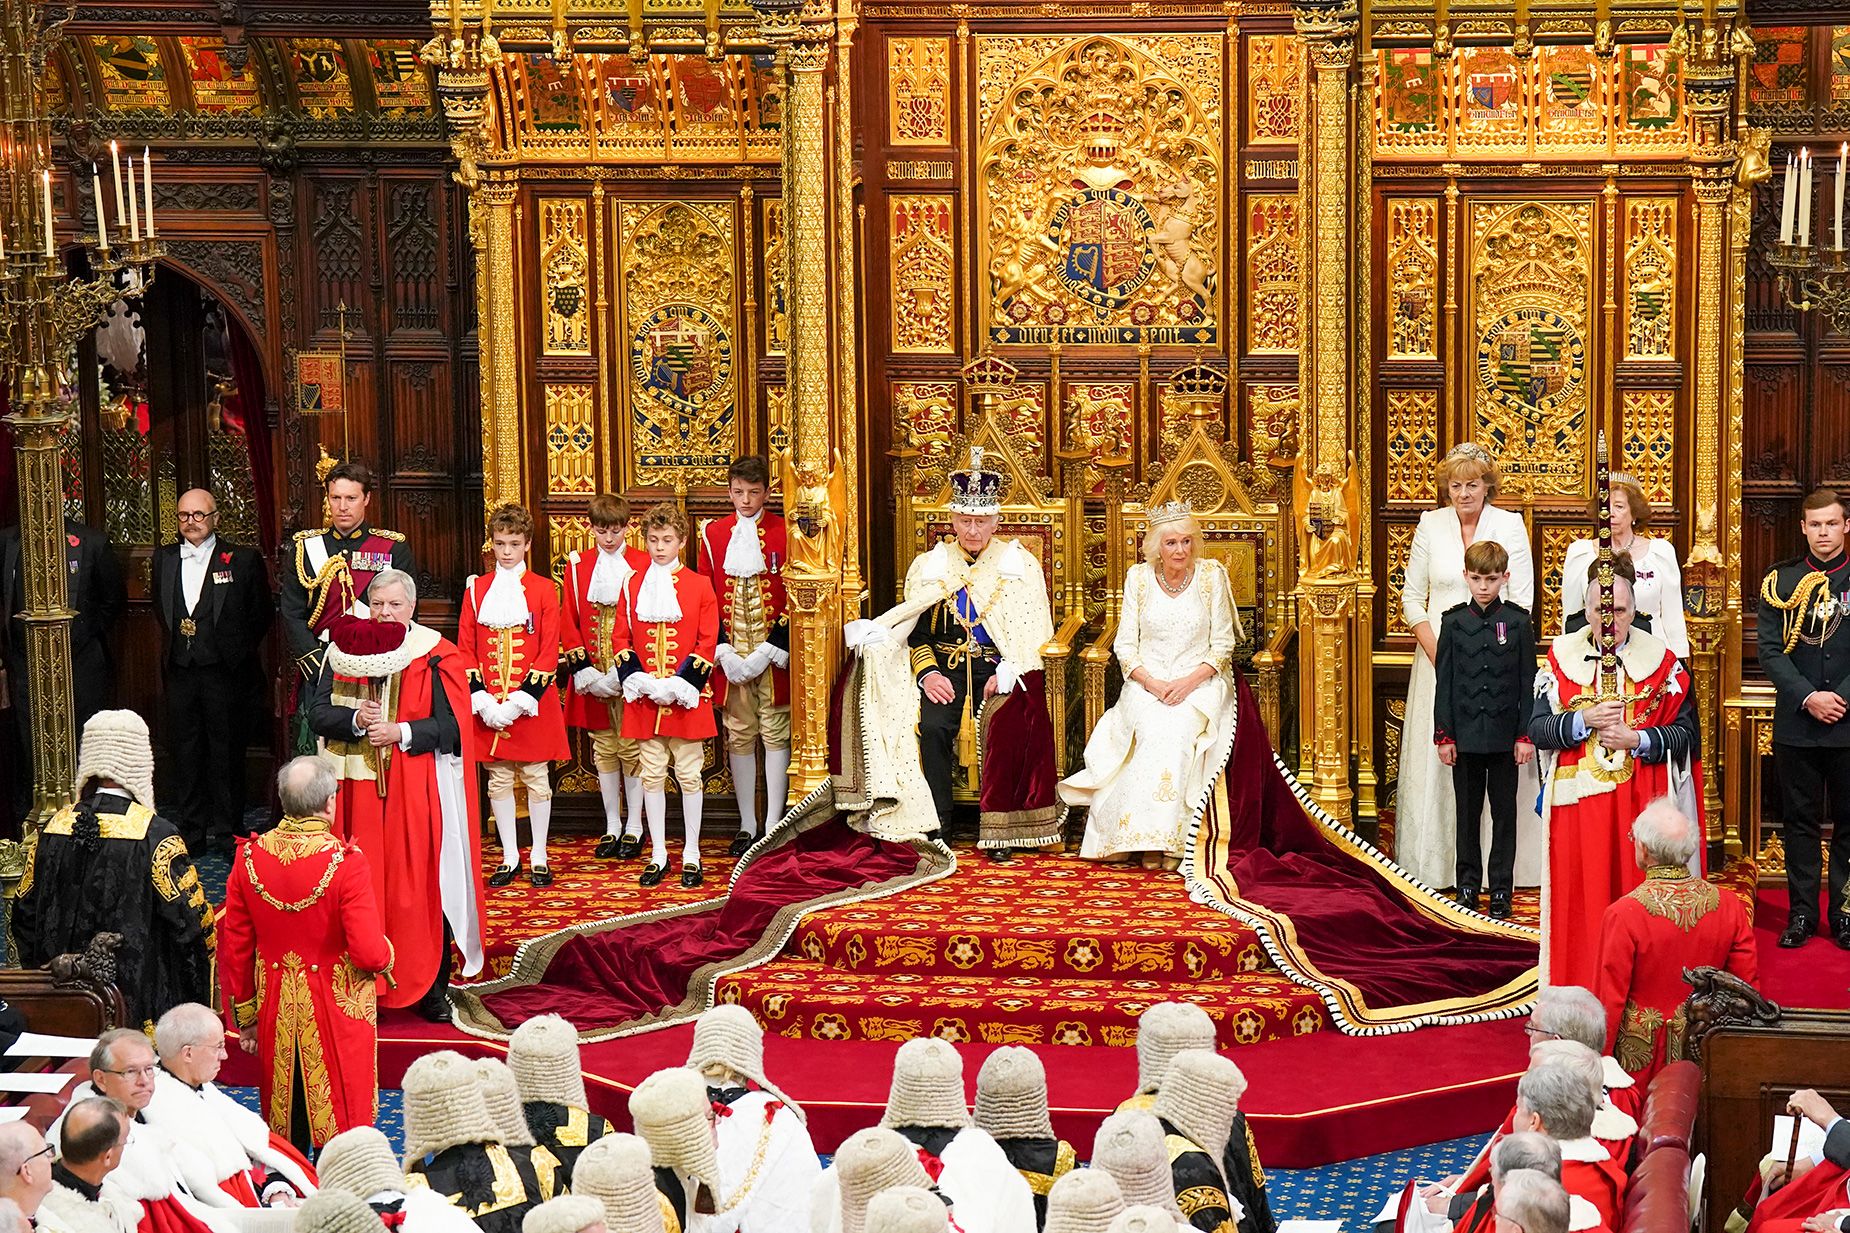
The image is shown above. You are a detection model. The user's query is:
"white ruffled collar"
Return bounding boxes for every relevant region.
[636,561,684,623]
[477,562,531,629]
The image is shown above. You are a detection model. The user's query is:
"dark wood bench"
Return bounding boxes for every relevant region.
[0,934,130,1131]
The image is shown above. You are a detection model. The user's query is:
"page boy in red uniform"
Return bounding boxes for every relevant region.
[458,503,570,888]
[611,503,719,889]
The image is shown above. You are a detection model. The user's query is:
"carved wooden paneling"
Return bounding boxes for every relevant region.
[1537,525,1578,640]
[309,178,370,334]
[389,360,451,477]
[385,178,444,335]
[1384,522,1415,635]
[1619,390,1677,509]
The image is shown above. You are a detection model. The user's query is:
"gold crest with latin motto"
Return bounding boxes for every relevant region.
[1469,200,1594,498]
[977,34,1222,348]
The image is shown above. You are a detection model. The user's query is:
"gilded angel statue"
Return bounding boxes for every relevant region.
[1295,450,1361,579]
[778,446,848,576]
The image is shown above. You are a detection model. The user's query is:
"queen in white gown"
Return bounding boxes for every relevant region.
[1397,444,1539,891]
[1060,506,1241,862]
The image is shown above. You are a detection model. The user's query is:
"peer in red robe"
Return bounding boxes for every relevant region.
[1749,1100,1850,1233]
[218,806,395,1147]
[306,599,485,1017]
[1529,595,1701,989]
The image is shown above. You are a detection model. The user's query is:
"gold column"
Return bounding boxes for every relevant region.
[1294,0,1361,823]
[1351,47,1379,826]
[480,176,523,511]
[764,1,844,799]
[1681,11,1750,846]
[7,391,77,820]
[833,2,865,622]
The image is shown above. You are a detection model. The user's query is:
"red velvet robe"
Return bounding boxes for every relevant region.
[1596,867,1757,1084]
[1749,1162,1850,1233]
[218,817,395,1144]
[325,630,486,1006]
[1537,631,1702,989]
[560,545,650,731]
[695,512,790,708]
[458,568,570,764]
[1561,1143,1627,1232]
[611,564,720,741]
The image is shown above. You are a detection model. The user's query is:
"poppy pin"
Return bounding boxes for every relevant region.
[66,534,79,548]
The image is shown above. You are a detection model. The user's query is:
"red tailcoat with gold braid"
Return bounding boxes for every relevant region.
[610,564,720,740]
[458,568,571,762]
[695,512,790,707]
[1531,626,1702,990]
[216,816,395,1146]
[1595,866,1756,1083]
[560,545,651,731]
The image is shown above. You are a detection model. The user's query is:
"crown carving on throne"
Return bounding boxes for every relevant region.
[961,352,1021,394]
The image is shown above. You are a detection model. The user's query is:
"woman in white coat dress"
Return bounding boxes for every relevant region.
[1558,473,1688,658]
[1396,444,1537,891]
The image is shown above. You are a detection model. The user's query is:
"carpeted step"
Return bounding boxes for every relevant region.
[789,845,1272,983]
[715,958,1332,1050]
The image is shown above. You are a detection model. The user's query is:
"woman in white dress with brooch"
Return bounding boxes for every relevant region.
[1397,444,1538,890]
[1558,473,1688,657]
[1059,502,1241,868]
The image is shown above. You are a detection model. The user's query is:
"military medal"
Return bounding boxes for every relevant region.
[1496,621,1508,645]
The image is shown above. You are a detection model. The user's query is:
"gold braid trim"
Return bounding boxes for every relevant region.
[244,841,347,912]
[1761,569,1832,653]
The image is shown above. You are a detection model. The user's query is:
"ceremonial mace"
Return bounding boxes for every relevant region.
[1593,429,1619,703]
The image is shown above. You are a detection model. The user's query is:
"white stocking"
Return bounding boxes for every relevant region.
[490,794,519,865]
[728,752,759,836]
[764,746,791,832]
[624,775,645,839]
[528,796,551,868]
[597,771,624,837]
[644,788,669,867]
[682,791,705,867]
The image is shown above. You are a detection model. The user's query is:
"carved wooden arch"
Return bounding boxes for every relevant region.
[151,252,280,404]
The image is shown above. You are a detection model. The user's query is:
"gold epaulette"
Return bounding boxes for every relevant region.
[371,528,406,542]
[1760,567,1832,653]
[293,527,329,542]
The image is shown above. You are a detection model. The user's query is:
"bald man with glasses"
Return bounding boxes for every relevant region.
[151,489,273,853]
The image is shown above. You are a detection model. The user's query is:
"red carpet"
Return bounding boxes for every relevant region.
[223,1010,1528,1168]
[1751,890,1850,1009]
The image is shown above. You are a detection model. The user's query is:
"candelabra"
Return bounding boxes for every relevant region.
[1,0,162,825]
[1767,145,1850,334]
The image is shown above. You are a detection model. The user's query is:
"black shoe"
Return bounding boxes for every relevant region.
[639,863,667,887]
[681,863,704,888]
[594,835,621,859]
[488,861,522,888]
[728,831,755,857]
[529,865,553,888]
[1488,893,1512,919]
[1456,889,1481,913]
[1780,919,1816,948]
[985,848,1014,864]
[415,995,452,1024]
[616,834,643,860]
[1835,920,1850,951]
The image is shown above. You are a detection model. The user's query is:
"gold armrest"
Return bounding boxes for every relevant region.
[1249,621,1296,744]
[1042,611,1087,773]
[1081,609,1122,736]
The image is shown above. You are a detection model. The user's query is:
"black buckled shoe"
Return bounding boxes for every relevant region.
[728,831,755,857]
[529,865,553,888]
[594,834,621,859]
[984,848,1015,865]
[488,861,522,888]
[639,863,667,888]
[1835,919,1850,951]
[1780,918,1816,948]
[681,863,705,888]
[1488,892,1512,919]
[616,834,643,860]
[1456,888,1482,913]
[415,993,453,1024]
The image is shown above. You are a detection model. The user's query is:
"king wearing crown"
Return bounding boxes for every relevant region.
[839,448,1061,859]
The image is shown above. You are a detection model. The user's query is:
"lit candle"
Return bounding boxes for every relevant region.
[1801,148,1814,248]
[110,140,126,232]
[91,165,109,252]
[1837,142,1846,250]
[41,170,53,257]
[1,220,9,262]
[143,148,155,239]
[1782,152,1797,244]
[126,156,139,242]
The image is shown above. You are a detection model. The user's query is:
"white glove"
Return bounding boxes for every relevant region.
[661,676,702,709]
[505,691,539,720]
[843,620,891,651]
[573,665,605,695]
[471,691,503,724]
[993,660,1022,696]
[593,669,625,699]
[742,644,776,680]
[478,700,511,731]
[718,645,753,683]
[644,675,678,705]
[623,672,657,703]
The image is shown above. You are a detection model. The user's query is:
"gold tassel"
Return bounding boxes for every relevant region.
[957,694,979,773]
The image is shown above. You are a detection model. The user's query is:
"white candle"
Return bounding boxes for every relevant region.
[40,171,53,257]
[143,148,154,239]
[2,220,9,262]
[1803,149,1815,246]
[1783,153,1797,244]
[1837,143,1845,249]
[110,141,125,233]
[91,166,108,252]
[125,156,139,242]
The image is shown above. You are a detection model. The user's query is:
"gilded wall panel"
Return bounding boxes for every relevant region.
[545,385,597,495]
[1062,382,1135,493]
[1469,200,1594,498]
[618,199,738,489]
[1624,198,1676,359]
[1246,195,1300,354]
[1385,523,1415,634]
[1616,44,1683,153]
[1621,390,1677,508]
[1246,35,1302,146]
[540,199,591,356]
[1534,46,1607,152]
[1386,199,1438,358]
[1385,389,1440,504]
[495,54,782,163]
[1247,384,1299,471]
[766,385,790,457]
[888,37,951,146]
[1454,46,1527,154]
[762,198,788,356]
[1537,525,1578,638]
[889,196,956,354]
[894,381,959,496]
[996,385,1048,467]
[1377,49,1446,154]
[550,515,593,581]
[977,34,1221,347]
